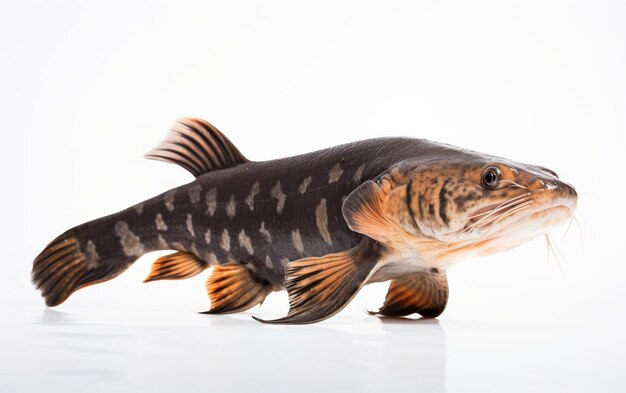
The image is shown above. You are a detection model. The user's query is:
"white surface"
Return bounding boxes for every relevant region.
[1,1,625,392]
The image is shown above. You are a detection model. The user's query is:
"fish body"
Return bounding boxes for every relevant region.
[32,118,577,323]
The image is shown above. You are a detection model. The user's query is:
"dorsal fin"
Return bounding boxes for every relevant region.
[145,118,248,177]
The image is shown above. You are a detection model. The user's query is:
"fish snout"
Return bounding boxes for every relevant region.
[528,175,577,211]
[559,181,577,200]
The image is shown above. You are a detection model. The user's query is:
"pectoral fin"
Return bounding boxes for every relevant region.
[342,180,396,243]
[254,239,382,324]
[373,269,449,318]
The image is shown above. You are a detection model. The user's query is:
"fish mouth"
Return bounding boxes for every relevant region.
[431,179,577,267]
[475,203,575,247]
[465,190,577,230]
[515,203,574,229]
[437,202,575,266]
[464,195,534,229]
[448,197,575,251]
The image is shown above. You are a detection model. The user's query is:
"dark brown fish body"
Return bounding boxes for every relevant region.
[68,137,466,287]
[32,118,577,323]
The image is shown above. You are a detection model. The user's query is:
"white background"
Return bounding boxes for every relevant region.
[1,1,625,392]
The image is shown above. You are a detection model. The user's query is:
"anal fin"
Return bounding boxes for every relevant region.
[254,239,381,324]
[143,251,208,283]
[202,265,272,314]
[373,269,449,318]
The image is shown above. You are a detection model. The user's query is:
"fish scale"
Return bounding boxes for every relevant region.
[31,117,577,324]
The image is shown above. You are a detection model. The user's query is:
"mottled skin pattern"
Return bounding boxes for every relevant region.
[60,138,462,288]
[32,119,577,323]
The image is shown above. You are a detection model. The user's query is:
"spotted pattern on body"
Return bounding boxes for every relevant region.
[157,234,168,249]
[298,176,313,194]
[186,214,195,237]
[188,184,202,204]
[220,229,230,252]
[353,164,365,183]
[328,163,343,183]
[133,203,144,215]
[114,221,145,257]
[291,229,304,254]
[205,188,217,216]
[265,255,273,269]
[164,190,177,212]
[85,240,99,268]
[271,181,286,214]
[315,198,332,245]
[155,213,168,231]
[226,195,237,219]
[238,230,254,255]
[245,182,260,211]
[259,221,272,243]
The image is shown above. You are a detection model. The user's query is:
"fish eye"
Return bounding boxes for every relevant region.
[482,166,501,189]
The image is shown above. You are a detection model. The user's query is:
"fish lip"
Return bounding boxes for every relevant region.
[436,198,576,264]
[522,203,575,222]
[464,197,531,227]
[529,194,577,216]
[465,192,577,227]
[483,203,575,240]
[458,198,574,240]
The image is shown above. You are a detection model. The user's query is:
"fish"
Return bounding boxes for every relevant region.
[31,117,578,324]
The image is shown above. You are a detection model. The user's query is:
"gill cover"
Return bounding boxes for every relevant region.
[341,167,417,243]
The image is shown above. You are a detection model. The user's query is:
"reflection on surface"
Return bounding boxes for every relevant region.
[374,317,446,392]
[9,307,447,393]
[4,302,623,392]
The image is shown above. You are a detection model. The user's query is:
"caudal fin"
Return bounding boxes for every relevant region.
[31,228,131,306]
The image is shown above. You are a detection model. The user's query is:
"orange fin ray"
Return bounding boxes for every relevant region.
[32,232,130,306]
[342,180,396,243]
[143,251,208,283]
[202,265,272,314]
[373,270,449,318]
[145,117,248,177]
[254,239,381,324]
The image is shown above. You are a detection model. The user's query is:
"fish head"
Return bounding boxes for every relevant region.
[397,156,577,264]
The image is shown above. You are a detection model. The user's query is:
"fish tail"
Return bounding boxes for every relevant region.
[31,215,141,307]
